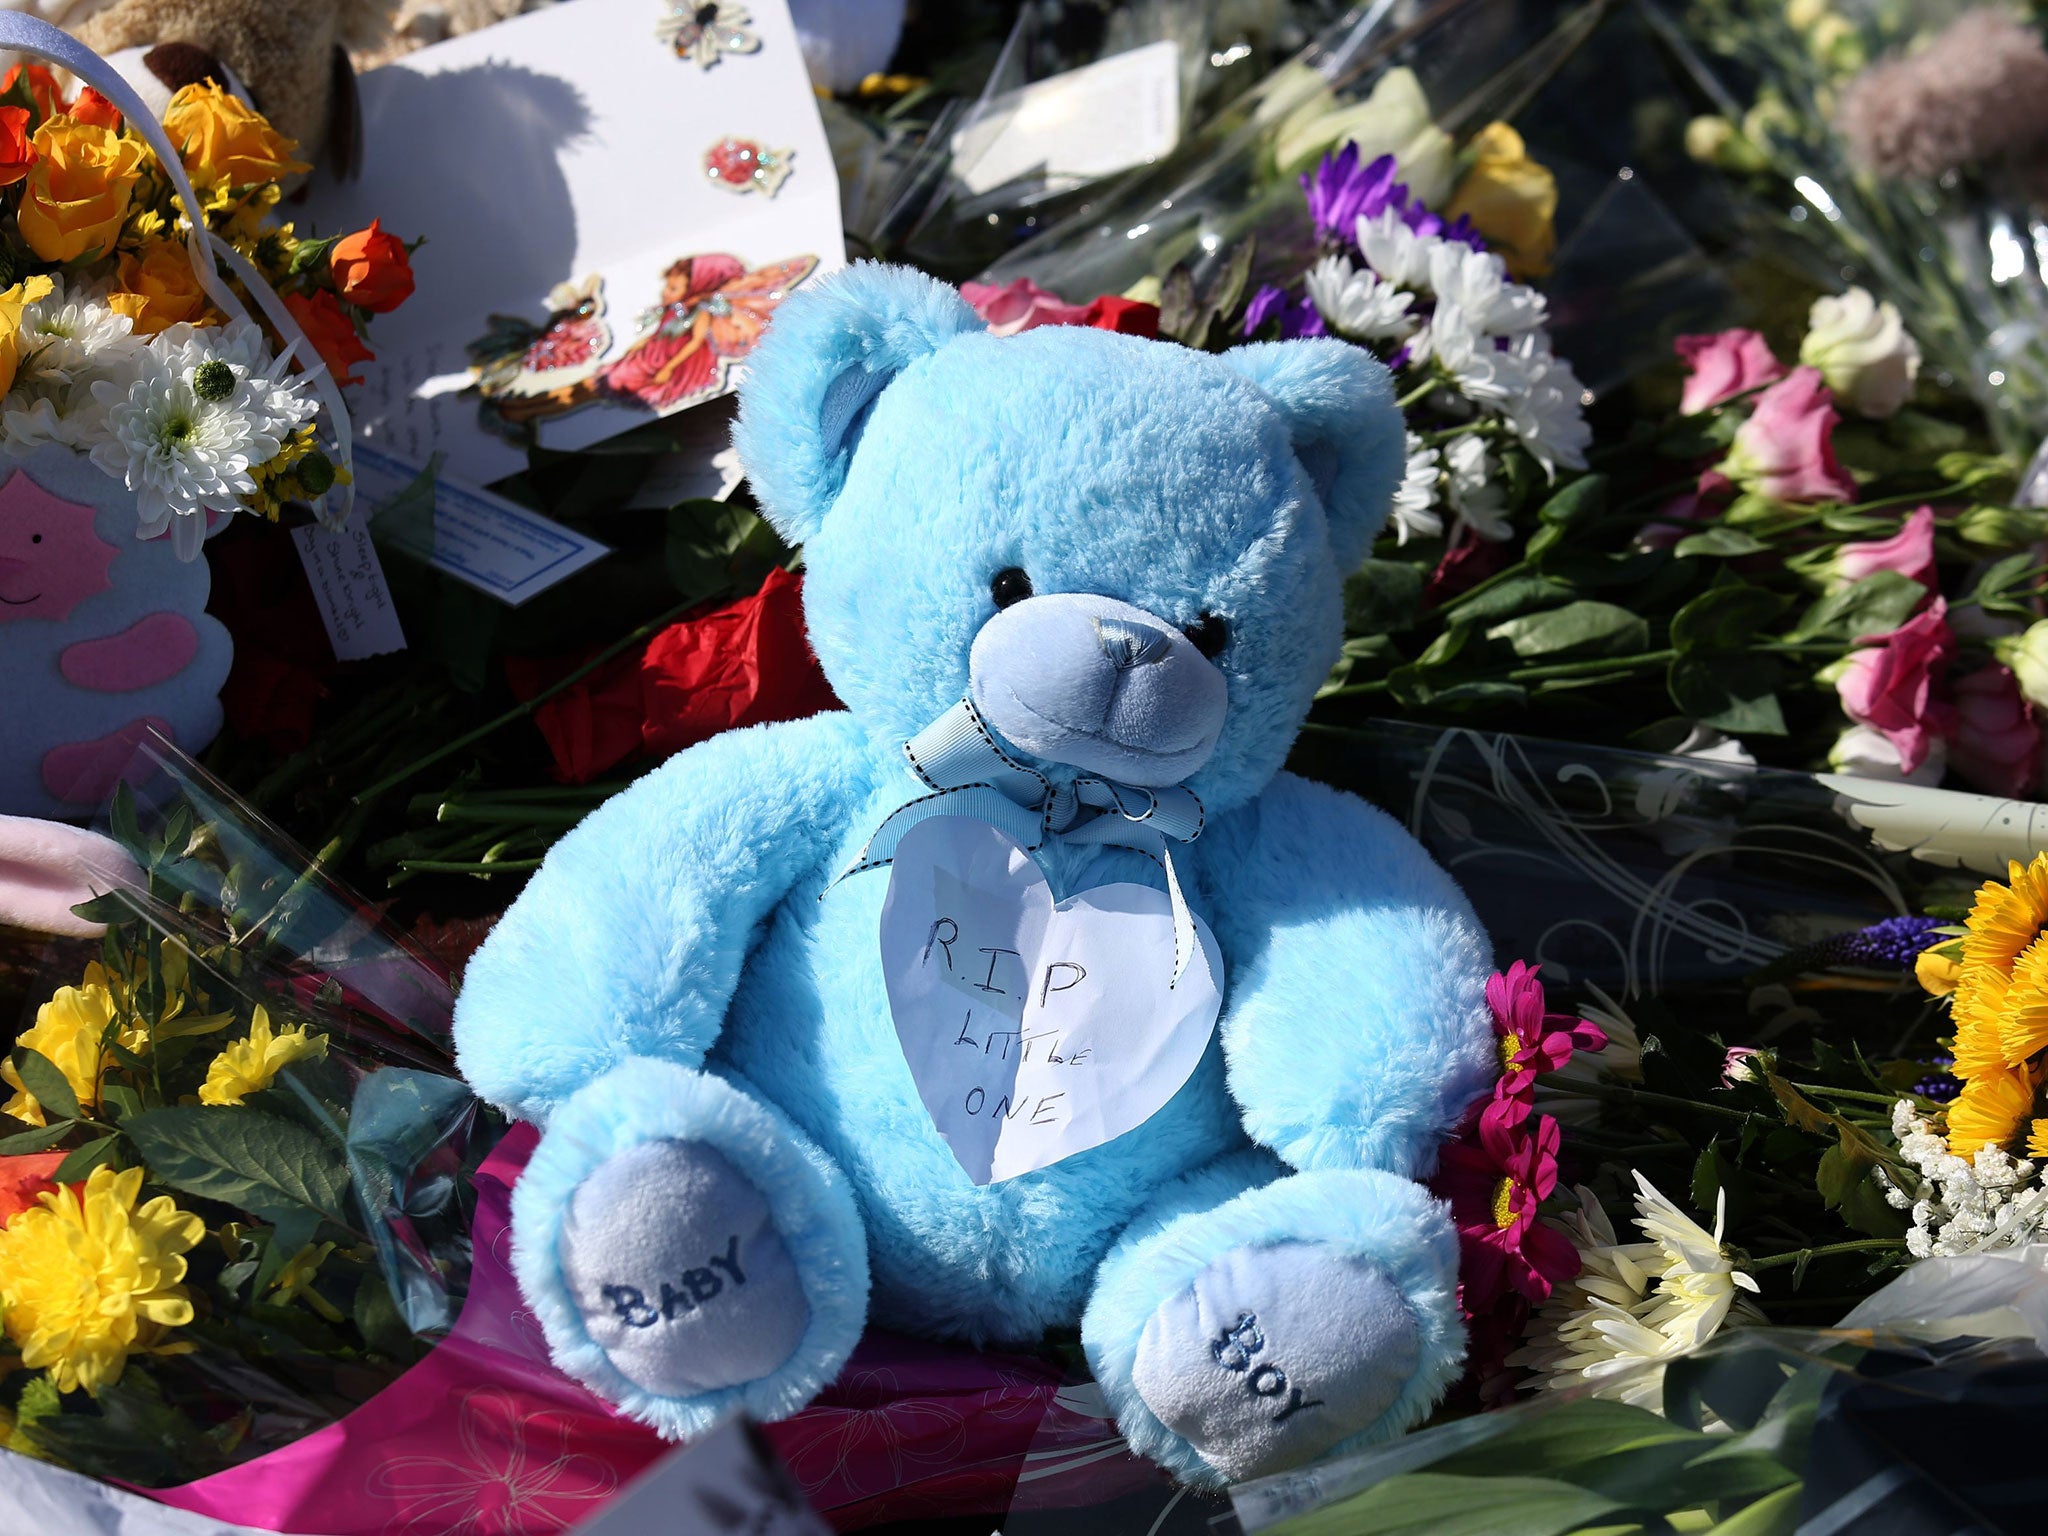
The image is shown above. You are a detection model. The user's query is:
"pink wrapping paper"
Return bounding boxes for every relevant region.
[147,1123,1159,1533]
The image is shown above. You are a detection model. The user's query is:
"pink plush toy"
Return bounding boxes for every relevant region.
[0,448,233,818]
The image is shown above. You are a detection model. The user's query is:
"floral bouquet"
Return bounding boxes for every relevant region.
[0,757,474,1487]
[0,16,415,558]
[1663,0,2048,462]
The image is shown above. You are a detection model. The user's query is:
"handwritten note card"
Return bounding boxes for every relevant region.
[291,512,406,660]
[879,816,1222,1184]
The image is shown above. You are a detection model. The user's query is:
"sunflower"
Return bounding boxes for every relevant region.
[1946,1063,2038,1156]
[0,1166,204,1394]
[1961,854,2048,974]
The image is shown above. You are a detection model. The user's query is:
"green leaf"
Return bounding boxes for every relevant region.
[66,891,132,926]
[1431,1400,1703,1478]
[1788,569,1924,642]
[53,1134,121,1181]
[14,1369,225,1487]
[1703,1483,1803,1536]
[1344,560,1426,635]
[10,1047,81,1123]
[1537,474,1609,530]
[1673,526,1769,559]
[1815,1141,1908,1238]
[1413,626,1472,669]
[1427,680,1529,711]
[123,1107,353,1226]
[353,1267,414,1356]
[1670,584,1789,653]
[0,1119,77,1154]
[1438,574,1577,628]
[1668,654,1786,735]
[108,781,141,853]
[1969,551,2037,610]
[1265,1473,1622,1536]
[1488,601,1648,659]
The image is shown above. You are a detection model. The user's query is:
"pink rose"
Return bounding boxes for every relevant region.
[1674,327,1786,414]
[1950,664,2041,798]
[1722,367,1858,503]
[1829,505,1937,590]
[1836,599,1957,776]
[958,277,1090,337]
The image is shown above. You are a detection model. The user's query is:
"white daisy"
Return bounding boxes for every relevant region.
[1389,433,1442,545]
[1355,208,1432,288]
[1,276,146,451]
[1424,240,1547,336]
[1304,254,1417,342]
[1444,433,1511,541]
[1420,306,1517,407]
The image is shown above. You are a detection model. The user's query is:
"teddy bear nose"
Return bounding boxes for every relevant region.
[968,593,1228,787]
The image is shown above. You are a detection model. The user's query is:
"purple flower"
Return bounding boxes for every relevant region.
[1242,284,1287,336]
[1302,144,1402,241]
[1279,292,1325,339]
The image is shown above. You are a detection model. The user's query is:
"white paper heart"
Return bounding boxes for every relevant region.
[879,815,1224,1185]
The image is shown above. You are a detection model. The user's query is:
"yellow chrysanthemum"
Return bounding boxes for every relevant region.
[1945,1064,2036,1155]
[1961,854,2048,975]
[1950,964,2013,1080]
[2001,936,2048,1067]
[197,1007,326,1106]
[1,965,148,1126]
[0,1166,204,1394]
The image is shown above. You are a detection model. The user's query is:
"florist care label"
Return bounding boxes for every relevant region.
[879,816,1222,1185]
[291,511,406,660]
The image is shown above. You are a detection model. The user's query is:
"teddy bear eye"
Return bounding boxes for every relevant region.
[990,567,1033,609]
[1183,613,1229,659]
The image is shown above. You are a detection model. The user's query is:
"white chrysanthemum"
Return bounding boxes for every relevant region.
[1510,1175,1761,1406]
[1304,254,1417,342]
[1419,307,1516,406]
[1389,433,1441,546]
[88,338,312,560]
[1498,332,1594,475]
[1355,208,1431,288]
[1444,433,1511,541]
[1425,240,1546,337]
[1,276,147,452]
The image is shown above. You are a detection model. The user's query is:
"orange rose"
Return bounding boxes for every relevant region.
[67,88,122,132]
[0,105,34,188]
[329,219,414,313]
[114,241,211,336]
[2,64,63,121]
[284,289,373,386]
[16,117,145,262]
[162,81,308,187]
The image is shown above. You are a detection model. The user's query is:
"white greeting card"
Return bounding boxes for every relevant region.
[298,0,845,487]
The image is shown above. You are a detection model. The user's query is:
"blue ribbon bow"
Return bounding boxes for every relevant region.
[835,698,1208,984]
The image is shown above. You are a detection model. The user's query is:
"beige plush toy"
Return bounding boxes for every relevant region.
[60,0,397,175]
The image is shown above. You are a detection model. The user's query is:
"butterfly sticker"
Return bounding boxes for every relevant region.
[657,1,762,68]
[468,254,818,437]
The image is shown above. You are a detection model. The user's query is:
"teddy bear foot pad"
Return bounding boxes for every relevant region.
[557,1139,812,1399]
[1130,1241,1420,1483]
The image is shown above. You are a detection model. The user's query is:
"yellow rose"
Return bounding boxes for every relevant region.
[0,273,53,397]
[1443,122,1557,281]
[114,240,211,336]
[16,118,144,263]
[162,81,308,188]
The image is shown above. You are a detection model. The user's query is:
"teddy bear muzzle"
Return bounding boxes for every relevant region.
[967,591,1228,787]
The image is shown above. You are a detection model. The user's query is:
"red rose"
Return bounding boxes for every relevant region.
[330,219,415,313]
[508,566,842,784]
[283,289,374,386]
[1081,294,1160,337]
[66,87,121,131]
[0,1152,67,1226]
[2,63,62,121]
[0,105,34,187]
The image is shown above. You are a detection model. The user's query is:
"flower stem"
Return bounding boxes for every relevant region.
[352,598,700,805]
[1746,1237,1904,1271]
[1395,379,1438,411]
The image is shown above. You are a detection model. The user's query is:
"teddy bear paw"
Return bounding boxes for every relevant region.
[557,1138,813,1400]
[1129,1241,1421,1483]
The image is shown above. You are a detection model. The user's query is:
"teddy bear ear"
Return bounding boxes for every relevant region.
[1217,339,1405,572]
[733,262,985,544]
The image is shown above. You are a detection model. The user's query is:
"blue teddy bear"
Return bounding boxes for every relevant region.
[453,264,1497,1486]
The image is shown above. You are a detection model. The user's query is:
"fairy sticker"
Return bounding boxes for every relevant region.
[468,253,818,439]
